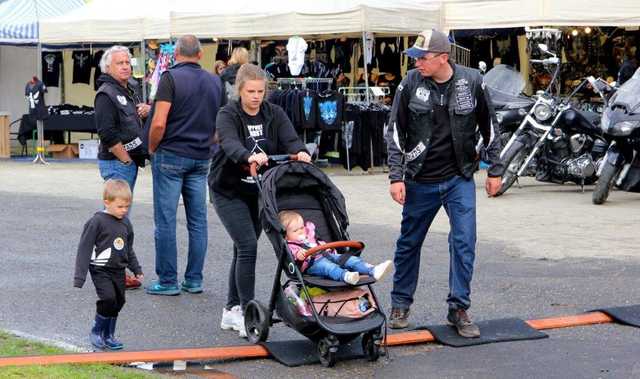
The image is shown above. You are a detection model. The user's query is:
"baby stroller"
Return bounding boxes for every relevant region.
[243,158,386,367]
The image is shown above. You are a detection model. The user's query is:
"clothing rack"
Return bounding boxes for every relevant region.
[273,77,335,161]
[339,87,391,174]
[276,77,333,89]
[338,86,390,105]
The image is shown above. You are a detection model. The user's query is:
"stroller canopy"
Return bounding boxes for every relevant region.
[260,161,349,240]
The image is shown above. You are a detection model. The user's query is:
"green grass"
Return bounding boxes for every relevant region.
[0,331,163,378]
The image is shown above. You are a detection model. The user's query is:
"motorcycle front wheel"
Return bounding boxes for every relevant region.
[592,161,621,205]
[496,145,529,196]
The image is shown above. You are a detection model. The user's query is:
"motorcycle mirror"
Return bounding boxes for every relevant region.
[478,61,487,74]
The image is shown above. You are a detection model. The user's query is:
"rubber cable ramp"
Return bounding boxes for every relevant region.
[260,338,363,367]
[591,305,640,328]
[413,317,548,347]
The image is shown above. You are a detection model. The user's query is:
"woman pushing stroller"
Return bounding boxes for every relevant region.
[208,63,311,338]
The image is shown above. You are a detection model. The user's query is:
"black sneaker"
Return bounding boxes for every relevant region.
[447,309,480,338]
[389,307,410,329]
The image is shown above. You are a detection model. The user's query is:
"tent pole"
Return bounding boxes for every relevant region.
[33,0,47,164]
[141,39,147,103]
[362,31,370,105]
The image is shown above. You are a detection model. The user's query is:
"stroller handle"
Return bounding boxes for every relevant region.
[302,240,365,260]
[249,154,299,177]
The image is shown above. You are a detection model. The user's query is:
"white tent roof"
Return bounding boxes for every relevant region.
[171,0,441,38]
[441,0,640,30]
[39,0,170,43]
[40,0,440,43]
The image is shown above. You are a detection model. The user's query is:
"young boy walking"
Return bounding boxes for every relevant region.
[74,179,144,350]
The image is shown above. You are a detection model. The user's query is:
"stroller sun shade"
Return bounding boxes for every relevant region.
[260,162,350,250]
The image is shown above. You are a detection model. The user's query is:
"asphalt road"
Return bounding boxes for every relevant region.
[1,161,639,378]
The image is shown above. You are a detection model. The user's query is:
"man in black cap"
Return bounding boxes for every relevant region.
[385,29,504,337]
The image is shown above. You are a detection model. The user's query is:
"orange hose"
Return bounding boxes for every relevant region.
[0,311,619,367]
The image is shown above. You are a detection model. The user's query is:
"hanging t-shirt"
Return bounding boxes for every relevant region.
[316,91,343,130]
[24,80,48,120]
[72,50,92,84]
[287,36,308,76]
[299,90,318,129]
[93,50,105,90]
[41,52,62,87]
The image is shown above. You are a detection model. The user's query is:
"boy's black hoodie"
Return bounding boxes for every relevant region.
[74,211,142,288]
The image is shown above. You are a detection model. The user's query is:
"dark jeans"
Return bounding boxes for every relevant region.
[211,191,261,309]
[90,266,126,317]
[391,175,477,311]
[151,150,209,286]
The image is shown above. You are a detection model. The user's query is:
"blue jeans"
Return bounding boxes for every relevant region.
[98,159,138,193]
[391,176,476,311]
[307,253,373,282]
[151,149,209,286]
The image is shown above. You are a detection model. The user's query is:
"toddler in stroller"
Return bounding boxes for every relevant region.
[279,211,392,285]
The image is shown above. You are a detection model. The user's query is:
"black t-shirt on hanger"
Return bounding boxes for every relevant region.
[72,50,92,84]
[299,90,318,129]
[317,91,343,130]
[41,51,62,87]
[24,80,48,120]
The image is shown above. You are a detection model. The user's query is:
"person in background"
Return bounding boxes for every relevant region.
[220,47,249,100]
[618,48,640,86]
[145,35,225,296]
[214,60,227,76]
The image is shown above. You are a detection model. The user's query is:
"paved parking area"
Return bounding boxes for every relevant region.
[1,160,639,378]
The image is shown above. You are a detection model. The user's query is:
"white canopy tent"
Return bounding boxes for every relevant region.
[170,0,441,39]
[39,0,170,43]
[440,0,640,30]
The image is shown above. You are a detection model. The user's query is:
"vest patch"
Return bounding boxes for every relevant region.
[416,87,430,103]
[116,95,127,106]
[406,141,426,162]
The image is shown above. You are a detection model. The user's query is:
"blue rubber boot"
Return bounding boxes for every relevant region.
[90,314,108,350]
[104,317,124,350]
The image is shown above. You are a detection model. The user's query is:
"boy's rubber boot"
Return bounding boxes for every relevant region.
[104,317,124,350]
[90,314,108,350]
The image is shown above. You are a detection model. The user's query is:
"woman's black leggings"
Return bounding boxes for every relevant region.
[212,191,262,310]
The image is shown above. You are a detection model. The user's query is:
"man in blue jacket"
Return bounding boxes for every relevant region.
[146,35,225,295]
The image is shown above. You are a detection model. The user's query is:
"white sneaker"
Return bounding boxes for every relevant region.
[220,305,243,331]
[372,260,393,281]
[221,306,248,338]
[343,271,360,285]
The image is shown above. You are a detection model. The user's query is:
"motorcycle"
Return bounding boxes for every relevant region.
[484,64,535,145]
[592,68,640,204]
[496,44,608,196]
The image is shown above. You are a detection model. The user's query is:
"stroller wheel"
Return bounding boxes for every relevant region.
[362,331,381,362]
[317,335,338,367]
[244,300,270,344]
